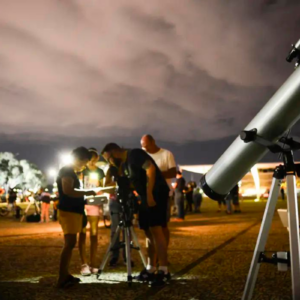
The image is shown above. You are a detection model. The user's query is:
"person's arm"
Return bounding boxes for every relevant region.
[62,177,96,198]
[161,152,177,179]
[173,179,178,189]
[142,159,156,207]
[103,168,117,194]
[161,167,177,179]
[104,170,116,187]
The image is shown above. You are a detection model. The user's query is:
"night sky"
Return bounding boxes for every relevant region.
[1,0,300,173]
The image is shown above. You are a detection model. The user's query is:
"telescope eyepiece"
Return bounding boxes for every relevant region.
[286,39,300,65]
[286,47,300,63]
[240,129,257,143]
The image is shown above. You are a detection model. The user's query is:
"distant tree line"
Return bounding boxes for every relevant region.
[0,152,46,192]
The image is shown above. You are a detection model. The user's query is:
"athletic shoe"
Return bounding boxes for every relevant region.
[134,268,155,282]
[149,270,171,287]
[80,264,91,276]
[90,267,99,275]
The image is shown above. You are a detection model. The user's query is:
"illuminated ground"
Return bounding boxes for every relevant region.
[0,199,293,300]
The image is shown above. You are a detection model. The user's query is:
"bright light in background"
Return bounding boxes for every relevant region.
[48,168,57,178]
[59,153,73,167]
[251,165,260,201]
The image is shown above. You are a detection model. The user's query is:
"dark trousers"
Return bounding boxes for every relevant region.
[109,200,123,260]
[193,194,202,212]
[185,195,193,212]
[175,193,185,219]
[53,208,58,221]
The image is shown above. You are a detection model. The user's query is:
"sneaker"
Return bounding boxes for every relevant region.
[109,257,118,267]
[80,264,91,276]
[90,267,99,275]
[134,268,155,282]
[149,270,171,287]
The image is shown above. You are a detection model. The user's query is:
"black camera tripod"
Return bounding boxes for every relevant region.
[97,176,146,286]
[97,212,146,286]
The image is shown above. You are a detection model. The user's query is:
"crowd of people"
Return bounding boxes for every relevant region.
[0,134,242,289]
[55,133,222,288]
[55,134,182,288]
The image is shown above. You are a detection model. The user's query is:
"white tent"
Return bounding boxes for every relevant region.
[179,162,285,200]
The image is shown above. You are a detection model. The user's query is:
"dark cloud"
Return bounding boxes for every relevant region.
[1,0,300,168]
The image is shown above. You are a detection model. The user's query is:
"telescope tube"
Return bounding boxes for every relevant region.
[201,66,300,200]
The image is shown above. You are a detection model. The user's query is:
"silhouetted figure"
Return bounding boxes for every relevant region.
[281,187,285,200]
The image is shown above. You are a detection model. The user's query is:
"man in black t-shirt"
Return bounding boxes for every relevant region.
[101,143,170,287]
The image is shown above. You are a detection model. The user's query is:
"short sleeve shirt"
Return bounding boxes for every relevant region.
[124,149,169,201]
[147,148,176,189]
[56,166,85,214]
[82,167,105,189]
[175,177,186,194]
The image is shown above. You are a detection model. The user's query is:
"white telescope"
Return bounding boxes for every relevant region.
[200,39,300,300]
[200,39,300,200]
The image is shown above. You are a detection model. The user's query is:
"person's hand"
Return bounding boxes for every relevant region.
[147,193,156,207]
[132,214,138,226]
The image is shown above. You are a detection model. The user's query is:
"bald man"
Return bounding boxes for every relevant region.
[141,134,177,246]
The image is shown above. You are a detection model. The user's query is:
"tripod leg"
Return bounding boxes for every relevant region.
[286,175,300,300]
[20,203,31,222]
[125,227,132,284]
[97,225,121,279]
[35,201,40,214]
[130,226,147,268]
[242,178,281,300]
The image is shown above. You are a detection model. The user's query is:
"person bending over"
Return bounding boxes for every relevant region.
[101,143,170,287]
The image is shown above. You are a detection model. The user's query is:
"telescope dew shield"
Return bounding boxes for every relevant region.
[201,66,300,200]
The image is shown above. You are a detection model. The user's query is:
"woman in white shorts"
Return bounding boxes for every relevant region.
[78,148,105,275]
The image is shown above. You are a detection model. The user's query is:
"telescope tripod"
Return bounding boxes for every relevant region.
[97,218,146,286]
[20,199,40,222]
[241,130,300,300]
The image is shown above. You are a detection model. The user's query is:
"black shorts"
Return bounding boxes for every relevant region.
[138,193,168,231]
[232,196,239,205]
